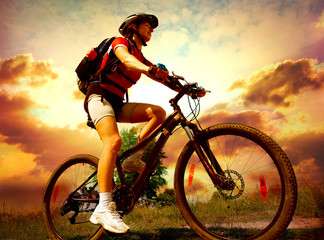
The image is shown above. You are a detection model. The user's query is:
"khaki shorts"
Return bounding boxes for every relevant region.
[87,94,137,126]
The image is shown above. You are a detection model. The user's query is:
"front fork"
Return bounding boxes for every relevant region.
[184,124,235,191]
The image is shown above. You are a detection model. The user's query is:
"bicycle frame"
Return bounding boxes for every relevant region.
[115,89,227,202]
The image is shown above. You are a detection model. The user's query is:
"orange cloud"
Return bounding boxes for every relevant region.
[198,109,285,135]
[0,54,58,87]
[0,54,101,190]
[73,89,85,100]
[228,59,324,108]
[279,130,324,177]
[0,89,101,172]
[0,54,101,208]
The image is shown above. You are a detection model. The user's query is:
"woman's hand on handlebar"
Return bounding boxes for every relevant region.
[148,64,169,81]
[165,75,183,92]
[166,73,209,98]
[186,84,208,99]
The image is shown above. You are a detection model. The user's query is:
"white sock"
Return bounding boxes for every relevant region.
[96,192,112,213]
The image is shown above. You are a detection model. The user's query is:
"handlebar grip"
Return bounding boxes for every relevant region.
[165,76,182,91]
[167,72,209,98]
[167,75,178,82]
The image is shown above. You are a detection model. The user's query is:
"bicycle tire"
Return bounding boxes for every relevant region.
[174,123,297,240]
[43,154,105,240]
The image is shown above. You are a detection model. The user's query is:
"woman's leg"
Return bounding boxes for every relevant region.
[119,103,166,142]
[90,116,129,233]
[119,103,166,173]
[95,116,121,192]
[86,94,129,233]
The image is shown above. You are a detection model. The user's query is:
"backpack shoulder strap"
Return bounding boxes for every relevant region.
[98,37,134,103]
[125,38,133,54]
[107,37,132,57]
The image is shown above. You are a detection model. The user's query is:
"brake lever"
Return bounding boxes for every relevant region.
[171,71,184,80]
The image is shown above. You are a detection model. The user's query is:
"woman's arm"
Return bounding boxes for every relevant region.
[114,46,150,74]
[114,46,169,84]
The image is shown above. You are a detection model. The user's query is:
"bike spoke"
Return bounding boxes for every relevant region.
[46,160,100,239]
[177,129,287,239]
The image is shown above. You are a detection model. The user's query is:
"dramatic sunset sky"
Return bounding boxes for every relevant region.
[0,0,323,209]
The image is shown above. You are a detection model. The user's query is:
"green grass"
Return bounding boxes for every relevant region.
[0,181,323,239]
[1,209,322,240]
[125,205,186,230]
[0,206,199,240]
[278,228,324,240]
[295,179,324,218]
[104,228,202,240]
[0,211,48,240]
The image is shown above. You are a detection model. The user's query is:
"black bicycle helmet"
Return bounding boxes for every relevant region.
[119,13,158,36]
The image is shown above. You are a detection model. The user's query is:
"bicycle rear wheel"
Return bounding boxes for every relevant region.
[43,154,105,240]
[174,124,297,240]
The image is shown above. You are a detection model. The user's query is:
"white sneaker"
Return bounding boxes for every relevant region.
[122,150,145,174]
[89,202,130,233]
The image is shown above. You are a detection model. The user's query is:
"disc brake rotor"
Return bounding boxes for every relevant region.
[217,169,245,200]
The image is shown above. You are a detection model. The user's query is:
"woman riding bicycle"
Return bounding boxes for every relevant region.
[84,13,176,233]
[44,14,297,238]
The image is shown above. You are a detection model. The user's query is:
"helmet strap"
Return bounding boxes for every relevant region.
[134,30,147,47]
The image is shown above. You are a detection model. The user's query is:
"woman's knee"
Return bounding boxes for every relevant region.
[102,134,122,152]
[128,104,166,124]
[152,106,166,122]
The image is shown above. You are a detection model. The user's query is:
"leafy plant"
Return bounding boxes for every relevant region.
[115,127,168,199]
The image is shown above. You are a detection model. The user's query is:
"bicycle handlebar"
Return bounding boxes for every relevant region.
[167,72,210,99]
[166,72,211,113]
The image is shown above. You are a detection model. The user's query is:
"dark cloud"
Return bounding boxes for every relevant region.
[198,109,285,134]
[0,54,58,87]
[279,130,324,180]
[228,59,324,108]
[0,179,45,208]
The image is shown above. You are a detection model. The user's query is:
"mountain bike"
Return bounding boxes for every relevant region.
[43,73,297,240]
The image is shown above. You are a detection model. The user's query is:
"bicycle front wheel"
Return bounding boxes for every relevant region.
[174,124,297,240]
[43,154,105,240]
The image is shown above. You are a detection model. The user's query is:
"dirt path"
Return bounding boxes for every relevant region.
[288,216,323,229]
